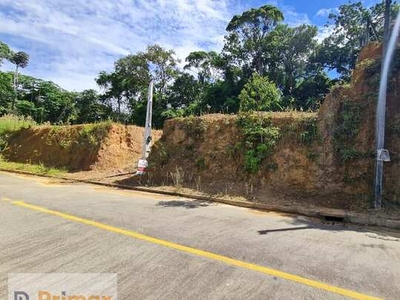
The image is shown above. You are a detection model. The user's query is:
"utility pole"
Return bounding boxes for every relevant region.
[373,0,397,208]
[383,0,392,54]
[136,80,153,175]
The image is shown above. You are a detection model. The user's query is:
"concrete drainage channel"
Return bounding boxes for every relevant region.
[1,168,400,230]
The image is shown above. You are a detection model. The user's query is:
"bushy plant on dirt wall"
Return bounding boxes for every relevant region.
[237,113,281,174]
[333,99,364,161]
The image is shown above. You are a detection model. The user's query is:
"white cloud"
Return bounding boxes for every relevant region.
[316,8,337,17]
[0,0,327,91]
[317,25,335,43]
[282,6,311,27]
[0,0,232,91]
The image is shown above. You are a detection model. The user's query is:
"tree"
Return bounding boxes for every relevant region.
[35,81,77,124]
[145,44,179,95]
[292,72,334,110]
[130,44,180,128]
[10,51,29,109]
[265,24,319,100]
[223,5,284,75]
[184,51,224,84]
[16,100,36,117]
[96,71,126,120]
[95,45,180,127]
[75,89,111,123]
[315,1,399,79]
[0,41,11,67]
[239,73,281,112]
[114,54,150,100]
[165,73,201,109]
[0,72,14,114]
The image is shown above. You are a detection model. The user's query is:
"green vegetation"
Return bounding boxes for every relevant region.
[0,156,66,176]
[0,114,35,152]
[0,114,35,134]
[239,74,281,112]
[237,114,281,174]
[314,1,399,80]
[78,122,112,146]
[333,100,363,161]
[149,141,169,168]
[44,122,112,149]
[298,116,319,145]
[1,1,395,127]
[180,116,208,139]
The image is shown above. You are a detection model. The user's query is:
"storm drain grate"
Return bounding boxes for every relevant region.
[322,215,345,222]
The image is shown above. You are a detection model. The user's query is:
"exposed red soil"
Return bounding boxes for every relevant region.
[3,123,161,178]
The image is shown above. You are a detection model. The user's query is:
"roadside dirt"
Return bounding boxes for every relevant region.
[3,123,161,179]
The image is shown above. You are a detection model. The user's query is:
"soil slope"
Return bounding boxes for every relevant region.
[3,123,161,173]
[146,42,400,211]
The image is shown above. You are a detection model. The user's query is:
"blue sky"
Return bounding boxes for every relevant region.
[0,0,382,91]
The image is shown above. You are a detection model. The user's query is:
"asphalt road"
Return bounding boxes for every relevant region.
[1,171,400,300]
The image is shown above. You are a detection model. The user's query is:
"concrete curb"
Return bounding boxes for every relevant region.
[2,168,400,230]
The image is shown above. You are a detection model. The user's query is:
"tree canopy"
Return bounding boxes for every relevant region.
[0,1,394,127]
[315,0,399,79]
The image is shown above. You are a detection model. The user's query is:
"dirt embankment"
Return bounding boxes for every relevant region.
[3,123,161,173]
[144,42,400,212]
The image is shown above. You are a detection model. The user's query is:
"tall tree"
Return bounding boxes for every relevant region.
[292,72,334,110]
[37,81,77,124]
[96,71,125,119]
[10,51,29,109]
[266,24,319,99]
[145,44,179,95]
[223,5,283,75]
[114,54,150,100]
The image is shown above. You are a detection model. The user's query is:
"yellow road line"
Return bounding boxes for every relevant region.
[11,200,381,300]
[2,197,11,201]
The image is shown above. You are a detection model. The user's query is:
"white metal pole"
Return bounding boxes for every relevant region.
[142,80,153,160]
[137,80,153,175]
[374,9,400,208]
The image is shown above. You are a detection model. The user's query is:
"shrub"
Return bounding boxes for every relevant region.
[239,73,281,112]
[237,114,281,174]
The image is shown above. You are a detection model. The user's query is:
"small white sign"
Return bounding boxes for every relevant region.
[136,159,148,175]
[377,149,390,162]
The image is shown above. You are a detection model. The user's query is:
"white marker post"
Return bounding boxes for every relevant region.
[136,80,153,175]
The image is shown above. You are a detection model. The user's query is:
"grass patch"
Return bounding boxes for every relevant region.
[0,114,36,152]
[0,156,67,176]
[44,121,112,149]
[180,116,208,139]
[0,114,36,134]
